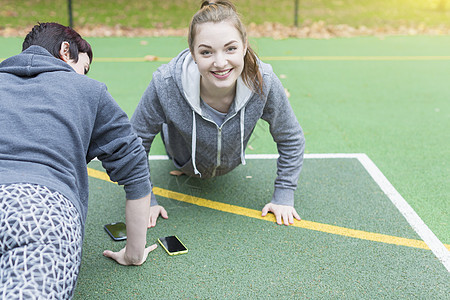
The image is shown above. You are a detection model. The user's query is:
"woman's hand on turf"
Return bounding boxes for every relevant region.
[261,203,301,225]
[103,244,158,265]
[148,205,168,228]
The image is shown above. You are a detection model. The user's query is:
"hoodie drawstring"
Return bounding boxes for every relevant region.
[191,110,201,176]
[191,108,246,177]
[240,107,246,166]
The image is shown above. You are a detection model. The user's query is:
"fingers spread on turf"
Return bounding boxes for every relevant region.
[103,250,115,259]
[288,213,294,225]
[148,217,156,228]
[160,207,169,219]
[261,203,271,217]
[276,213,282,225]
[283,212,290,226]
[146,243,158,253]
[148,216,158,228]
[136,244,158,265]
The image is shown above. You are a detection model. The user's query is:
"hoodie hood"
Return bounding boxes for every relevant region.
[0,45,74,77]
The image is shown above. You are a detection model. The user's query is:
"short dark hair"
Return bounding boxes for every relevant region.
[22,22,93,63]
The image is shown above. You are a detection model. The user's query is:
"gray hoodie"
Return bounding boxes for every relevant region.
[131,49,304,206]
[0,46,152,228]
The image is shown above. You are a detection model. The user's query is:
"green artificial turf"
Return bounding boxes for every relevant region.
[85,35,449,244]
[74,159,449,299]
[1,35,448,297]
[1,35,447,243]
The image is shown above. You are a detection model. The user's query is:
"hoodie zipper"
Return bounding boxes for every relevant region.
[213,127,222,177]
[202,111,237,177]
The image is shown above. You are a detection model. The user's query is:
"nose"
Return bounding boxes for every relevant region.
[213,52,227,69]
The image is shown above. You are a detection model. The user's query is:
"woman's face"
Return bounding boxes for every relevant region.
[192,21,247,93]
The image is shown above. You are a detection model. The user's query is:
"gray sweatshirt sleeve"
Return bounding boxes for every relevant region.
[261,71,305,206]
[130,78,165,155]
[130,75,167,206]
[88,85,152,201]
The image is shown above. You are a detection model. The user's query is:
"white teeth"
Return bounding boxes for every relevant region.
[213,70,230,76]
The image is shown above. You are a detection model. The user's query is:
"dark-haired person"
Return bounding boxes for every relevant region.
[131,0,305,228]
[0,22,157,299]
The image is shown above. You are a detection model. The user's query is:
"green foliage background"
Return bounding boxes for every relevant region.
[1,0,450,29]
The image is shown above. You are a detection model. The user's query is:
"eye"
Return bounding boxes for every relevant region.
[227,46,237,52]
[200,50,211,56]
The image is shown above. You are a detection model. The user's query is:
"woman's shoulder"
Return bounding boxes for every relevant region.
[155,49,190,78]
[258,59,275,76]
[258,60,281,89]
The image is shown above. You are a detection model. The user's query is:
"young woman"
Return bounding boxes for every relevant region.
[131,0,305,227]
[0,23,157,298]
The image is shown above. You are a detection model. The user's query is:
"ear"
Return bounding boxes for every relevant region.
[59,41,71,62]
[190,50,197,64]
[243,39,248,55]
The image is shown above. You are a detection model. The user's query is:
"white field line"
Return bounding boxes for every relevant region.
[354,153,450,272]
[149,152,450,271]
[148,153,358,160]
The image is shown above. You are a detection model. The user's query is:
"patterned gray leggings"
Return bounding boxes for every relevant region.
[0,183,82,299]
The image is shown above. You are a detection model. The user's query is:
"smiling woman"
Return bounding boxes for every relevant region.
[130,0,306,230]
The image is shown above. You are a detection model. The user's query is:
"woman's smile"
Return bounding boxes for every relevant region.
[211,68,233,79]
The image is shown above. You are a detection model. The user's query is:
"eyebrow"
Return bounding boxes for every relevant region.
[197,40,239,49]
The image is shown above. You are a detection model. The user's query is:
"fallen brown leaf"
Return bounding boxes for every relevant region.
[144,55,158,61]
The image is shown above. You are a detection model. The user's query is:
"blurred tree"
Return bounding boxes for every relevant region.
[294,0,299,27]
[68,0,73,27]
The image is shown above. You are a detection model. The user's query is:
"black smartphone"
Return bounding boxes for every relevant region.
[104,222,127,241]
[158,236,188,256]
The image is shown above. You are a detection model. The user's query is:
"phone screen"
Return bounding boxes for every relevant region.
[158,236,188,255]
[104,222,127,241]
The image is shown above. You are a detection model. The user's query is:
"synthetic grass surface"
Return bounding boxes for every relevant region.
[79,35,449,243]
[75,159,449,299]
[0,35,448,297]
[1,35,448,242]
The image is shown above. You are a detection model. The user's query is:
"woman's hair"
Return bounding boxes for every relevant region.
[188,1,264,96]
[22,22,93,64]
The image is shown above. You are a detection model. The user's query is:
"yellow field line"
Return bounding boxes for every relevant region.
[87,167,450,251]
[88,167,114,182]
[261,56,450,61]
[93,57,172,62]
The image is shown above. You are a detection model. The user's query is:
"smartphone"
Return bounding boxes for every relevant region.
[104,222,127,241]
[158,236,188,256]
